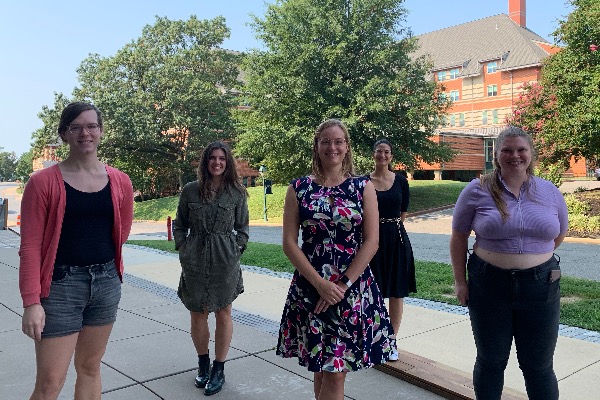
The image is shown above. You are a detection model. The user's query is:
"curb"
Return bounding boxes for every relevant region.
[406,204,455,218]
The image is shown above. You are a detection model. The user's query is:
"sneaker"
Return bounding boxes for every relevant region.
[388,349,399,361]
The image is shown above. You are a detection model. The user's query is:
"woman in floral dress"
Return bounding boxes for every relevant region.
[277,119,394,400]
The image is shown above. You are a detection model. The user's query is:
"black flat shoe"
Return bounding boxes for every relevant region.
[204,360,225,396]
[195,354,210,388]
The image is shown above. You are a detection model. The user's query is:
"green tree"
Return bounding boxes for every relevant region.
[235,0,452,183]
[0,148,17,181]
[507,0,600,183]
[14,150,34,184]
[29,92,72,161]
[75,16,242,193]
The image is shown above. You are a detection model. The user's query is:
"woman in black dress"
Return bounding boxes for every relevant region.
[368,139,416,360]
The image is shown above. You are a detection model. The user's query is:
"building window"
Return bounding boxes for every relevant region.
[439,116,447,127]
[487,61,497,73]
[487,85,498,97]
[449,90,460,101]
[485,139,494,162]
[450,115,456,127]
[492,109,499,124]
[437,71,446,82]
[449,68,460,79]
[459,113,465,127]
[482,111,488,125]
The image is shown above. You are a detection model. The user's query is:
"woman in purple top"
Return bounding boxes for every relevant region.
[450,127,568,400]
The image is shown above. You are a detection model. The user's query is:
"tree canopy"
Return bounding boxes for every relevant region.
[14,150,33,184]
[235,0,452,183]
[0,148,17,181]
[507,0,599,181]
[29,92,72,160]
[75,16,242,193]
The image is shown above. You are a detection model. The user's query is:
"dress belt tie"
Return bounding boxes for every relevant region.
[379,217,402,223]
[379,217,405,245]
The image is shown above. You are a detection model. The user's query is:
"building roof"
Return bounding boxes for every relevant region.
[412,14,554,77]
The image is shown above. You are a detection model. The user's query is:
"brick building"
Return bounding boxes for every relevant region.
[410,0,589,180]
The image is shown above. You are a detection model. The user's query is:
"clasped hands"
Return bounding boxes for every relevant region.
[314,279,347,314]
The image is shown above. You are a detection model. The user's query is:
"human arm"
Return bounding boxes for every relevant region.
[449,181,478,306]
[234,191,250,253]
[119,173,134,244]
[400,175,409,222]
[554,186,569,250]
[172,185,191,250]
[281,184,345,308]
[18,173,50,337]
[337,180,379,288]
[450,229,470,306]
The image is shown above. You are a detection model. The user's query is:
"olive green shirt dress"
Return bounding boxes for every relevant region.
[173,181,249,312]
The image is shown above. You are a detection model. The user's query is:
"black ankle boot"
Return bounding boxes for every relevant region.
[195,354,210,388]
[204,360,225,396]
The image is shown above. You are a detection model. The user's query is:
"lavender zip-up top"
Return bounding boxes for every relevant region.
[452,176,568,254]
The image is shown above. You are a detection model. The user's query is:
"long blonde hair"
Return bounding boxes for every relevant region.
[311,119,355,182]
[480,126,536,222]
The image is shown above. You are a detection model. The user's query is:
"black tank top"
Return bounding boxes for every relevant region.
[54,181,115,266]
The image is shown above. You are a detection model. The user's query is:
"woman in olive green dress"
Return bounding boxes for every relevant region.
[173,141,249,396]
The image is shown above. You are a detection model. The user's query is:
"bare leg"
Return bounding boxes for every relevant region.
[388,297,404,336]
[318,371,346,400]
[214,305,233,361]
[190,310,210,355]
[73,324,114,400]
[29,333,79,400]
[313,372,323,399]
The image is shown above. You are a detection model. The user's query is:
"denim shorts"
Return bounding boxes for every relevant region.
[40,260,121,338]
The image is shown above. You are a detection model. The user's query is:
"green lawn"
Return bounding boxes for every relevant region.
[133,180,468,223]
[127,239,600,332]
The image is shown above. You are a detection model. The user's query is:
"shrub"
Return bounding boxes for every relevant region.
[564,194,590,215]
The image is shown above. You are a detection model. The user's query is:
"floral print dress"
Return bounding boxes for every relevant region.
[276,176,394,372]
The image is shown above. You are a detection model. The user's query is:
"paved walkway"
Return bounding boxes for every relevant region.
[2,225,599,399]
[2,179,599,399]
[1,230,442,400]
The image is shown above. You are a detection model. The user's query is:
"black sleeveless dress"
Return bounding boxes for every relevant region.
[370,174,416,298]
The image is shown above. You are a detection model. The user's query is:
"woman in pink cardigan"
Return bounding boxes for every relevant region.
[19,102,133,399]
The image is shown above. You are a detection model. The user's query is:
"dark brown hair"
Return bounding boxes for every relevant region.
[197,141,247,201]
[58,102,103,141]
[373,138,394,171]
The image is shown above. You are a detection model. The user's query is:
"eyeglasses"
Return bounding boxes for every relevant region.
[67,123,101,134]
[319,138,346,146]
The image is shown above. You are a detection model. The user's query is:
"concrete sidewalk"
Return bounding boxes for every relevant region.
[2,228,600,399]
[0,229,441,400]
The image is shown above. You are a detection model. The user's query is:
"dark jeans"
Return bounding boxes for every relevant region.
[467,252,560,400]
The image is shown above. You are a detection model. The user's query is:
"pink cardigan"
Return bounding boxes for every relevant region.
[18,164,134,307]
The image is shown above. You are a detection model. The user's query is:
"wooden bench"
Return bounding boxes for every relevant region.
[375,350,527,400]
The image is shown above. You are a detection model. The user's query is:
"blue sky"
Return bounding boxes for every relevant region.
[0,0,572,157]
